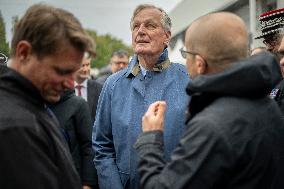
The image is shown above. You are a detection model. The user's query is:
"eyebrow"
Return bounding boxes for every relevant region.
[54,66,75,75]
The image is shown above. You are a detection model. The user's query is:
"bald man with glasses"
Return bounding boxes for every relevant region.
[135,12,284,189]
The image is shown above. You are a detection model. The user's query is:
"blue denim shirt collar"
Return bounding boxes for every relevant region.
[126,48,170,77]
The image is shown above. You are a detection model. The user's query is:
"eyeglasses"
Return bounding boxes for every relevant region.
[179,47,208,68]
[179,48,200,59]
[112,61,128,65]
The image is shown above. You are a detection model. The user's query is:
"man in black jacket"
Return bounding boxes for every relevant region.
[0,3,95,189]
[134,12,284,189]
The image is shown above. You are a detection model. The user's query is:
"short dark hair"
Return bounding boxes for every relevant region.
[11,3,95,58]
[111,49,129,58]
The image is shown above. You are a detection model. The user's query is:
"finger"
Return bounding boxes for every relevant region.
[145,101,161,116]
[150,101,161,111]
[156,101,167,117]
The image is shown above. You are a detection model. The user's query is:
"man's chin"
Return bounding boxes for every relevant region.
[79,74,89,80]
[135,45,149,53]
[135,49,150,55]
[43,95,61,104]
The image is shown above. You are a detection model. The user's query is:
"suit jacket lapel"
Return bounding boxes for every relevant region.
[87,80,95,111]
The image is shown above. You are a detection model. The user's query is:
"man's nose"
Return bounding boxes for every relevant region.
[137,25,146,34]
[63,74,75,90]
[82,66,88,71]
[120,63,126,69]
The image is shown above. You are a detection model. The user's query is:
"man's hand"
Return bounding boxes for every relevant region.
[142,101,167,132]
[82,185,92,189]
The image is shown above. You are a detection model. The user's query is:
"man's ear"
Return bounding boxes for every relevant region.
[164,30,171,45]
[195,55,207,75]
[15,41,33,63]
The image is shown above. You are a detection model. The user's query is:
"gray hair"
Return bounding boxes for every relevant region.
[130,4,172,32]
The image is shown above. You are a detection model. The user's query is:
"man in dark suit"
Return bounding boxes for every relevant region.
[87,79,102,122]
[74,52,102,189]
[74,52,102,122]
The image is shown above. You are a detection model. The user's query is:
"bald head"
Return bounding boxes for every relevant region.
[185,12,248,68]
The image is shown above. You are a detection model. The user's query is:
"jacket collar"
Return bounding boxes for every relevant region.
[0,66,46,108]
[185,52,282,122]
[186,52,281,98]
[126,48,171,77]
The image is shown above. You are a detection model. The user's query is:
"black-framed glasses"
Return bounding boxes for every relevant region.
[112,61,128,65]
[179,47,208,68]
[179,48,199,59]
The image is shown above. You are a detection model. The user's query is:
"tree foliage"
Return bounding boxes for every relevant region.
[86,29,133,68]
[0,14,133,68]
[0,11,9,57]
[11,15,19,34]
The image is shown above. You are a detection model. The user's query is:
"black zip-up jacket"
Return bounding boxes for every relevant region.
[134,53,284,189]
[0,66,81,189]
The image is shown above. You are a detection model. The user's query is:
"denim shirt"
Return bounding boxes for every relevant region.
[93,49,190,189]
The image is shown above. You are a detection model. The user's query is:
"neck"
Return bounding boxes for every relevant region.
[9,60,19,71]
[75,78,86,84]
[138,54,160,70]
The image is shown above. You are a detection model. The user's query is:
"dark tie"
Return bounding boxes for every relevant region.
[76,85,82,96]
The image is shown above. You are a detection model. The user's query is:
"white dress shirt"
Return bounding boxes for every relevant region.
[74,79,88,101]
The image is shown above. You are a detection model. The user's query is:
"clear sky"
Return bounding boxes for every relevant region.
[0,0,182,46]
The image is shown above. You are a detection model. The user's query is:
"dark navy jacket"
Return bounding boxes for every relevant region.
[135,53,284,189]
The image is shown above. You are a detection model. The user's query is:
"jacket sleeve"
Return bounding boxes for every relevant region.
[92,79,124,189]
[0,122,61,189]
[134,119,234,189]
[75,98,98,187]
